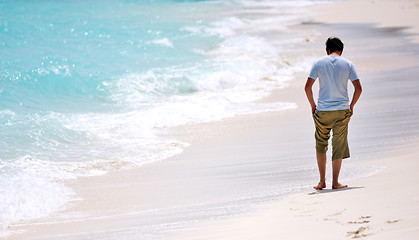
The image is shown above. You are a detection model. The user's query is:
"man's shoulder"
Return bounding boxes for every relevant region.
[315,56,337,64]
[312,56,330,67]
[338,56,354,64]
[316,56,353,62]
[316,55,331,62]
[318,56,355,67]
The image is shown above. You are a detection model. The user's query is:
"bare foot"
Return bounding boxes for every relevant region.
[332,182,348,189]
[314,182,326,190]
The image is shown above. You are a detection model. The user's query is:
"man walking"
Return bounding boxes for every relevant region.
[305,37,362,190]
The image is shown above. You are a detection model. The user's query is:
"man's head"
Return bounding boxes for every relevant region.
[325,37,344,55]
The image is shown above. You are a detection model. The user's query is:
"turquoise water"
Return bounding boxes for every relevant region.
[1,0,216,160]
[0,0,318,234]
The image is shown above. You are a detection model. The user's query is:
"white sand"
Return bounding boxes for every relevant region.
[313,0,419,43]
[166,145,419,240]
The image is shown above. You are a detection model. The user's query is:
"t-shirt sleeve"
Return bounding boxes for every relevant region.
[308,62,318,80]
[349,62,359,81]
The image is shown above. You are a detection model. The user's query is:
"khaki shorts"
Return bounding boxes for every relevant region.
[312,109,351,160]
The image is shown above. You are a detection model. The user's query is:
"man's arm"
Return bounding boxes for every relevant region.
[304,77,317,114]
[350,79,362,116]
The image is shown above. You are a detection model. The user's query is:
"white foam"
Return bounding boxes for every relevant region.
[50,65,71,76]
[0,159,74,237]
[183,17,247,37]
[95,25,306,167]
[61,110,187,166]
[151,38,174,48]
[0,109,16,116]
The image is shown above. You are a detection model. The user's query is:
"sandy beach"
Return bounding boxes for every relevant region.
[163,1,419,239]
[164,146,419,240]
[4,0,419,239]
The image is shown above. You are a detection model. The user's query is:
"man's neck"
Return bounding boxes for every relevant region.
[328,51,342,56]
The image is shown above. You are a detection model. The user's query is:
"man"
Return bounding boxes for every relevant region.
[304,37,362,190]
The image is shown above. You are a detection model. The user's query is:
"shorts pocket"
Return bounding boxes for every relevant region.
[343,109,351,121]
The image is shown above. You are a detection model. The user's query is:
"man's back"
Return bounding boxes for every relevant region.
[304,37,362,190]
[309,55,358,111]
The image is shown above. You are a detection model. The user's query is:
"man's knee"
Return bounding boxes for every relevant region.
[316,142,328,153]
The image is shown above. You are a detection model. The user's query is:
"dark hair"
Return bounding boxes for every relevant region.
[326,37,344,53]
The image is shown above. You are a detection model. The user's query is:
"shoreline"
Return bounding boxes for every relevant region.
[4,0,419,239]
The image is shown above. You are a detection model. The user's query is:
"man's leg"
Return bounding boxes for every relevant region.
[331,110,351,189]
[332,158,348,189]
[313,110,331,190]
[314,152,327,190]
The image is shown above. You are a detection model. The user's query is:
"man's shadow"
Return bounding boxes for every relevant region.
[308,186,364,195]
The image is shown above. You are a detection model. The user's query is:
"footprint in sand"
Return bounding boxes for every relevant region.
[347,216,373,238]
[347,226,372,239]
[348,216,371,224]
[348,220,370,224]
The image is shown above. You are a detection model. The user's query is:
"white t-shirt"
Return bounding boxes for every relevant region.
[308,55,359,111]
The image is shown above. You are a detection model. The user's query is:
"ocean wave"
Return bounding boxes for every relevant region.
[0,57,109,113]
[0,159,74,237]
[0,0,318,233]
